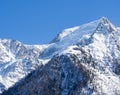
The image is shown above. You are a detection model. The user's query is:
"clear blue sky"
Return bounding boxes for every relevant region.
[0,0,120,44]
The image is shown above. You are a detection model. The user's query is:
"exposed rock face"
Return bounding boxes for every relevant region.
[1,17,120,95]
[1,48,93,95]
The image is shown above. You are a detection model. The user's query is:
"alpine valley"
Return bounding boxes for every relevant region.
[1,17,120,95]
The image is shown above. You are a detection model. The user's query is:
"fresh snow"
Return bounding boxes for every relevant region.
[1,17,120,94]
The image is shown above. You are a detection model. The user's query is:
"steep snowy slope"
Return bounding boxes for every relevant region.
[0,39,49,93]
[1,17,120,95]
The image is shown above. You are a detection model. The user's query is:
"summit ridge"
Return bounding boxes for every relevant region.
[1,17,120,95]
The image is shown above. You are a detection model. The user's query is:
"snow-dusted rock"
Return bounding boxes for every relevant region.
[1,17,120,95]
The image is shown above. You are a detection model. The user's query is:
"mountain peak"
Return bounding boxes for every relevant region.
[51,17,116,44]
[96,17,116,32]
[99,17,111,25]
[1,17,120,95]
[100,16,108,21]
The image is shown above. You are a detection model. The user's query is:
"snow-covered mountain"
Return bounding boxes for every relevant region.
[1,17,120,95]
[0,39,49,93]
